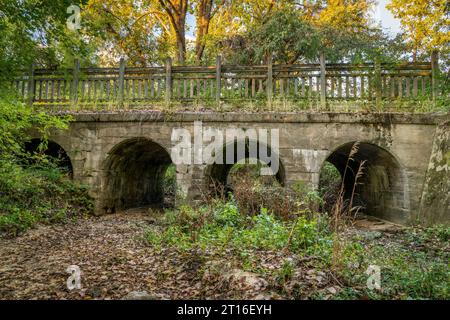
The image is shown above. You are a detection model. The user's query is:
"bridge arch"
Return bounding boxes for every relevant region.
[319,141,410,224]
[203,139,285,196]
[102,137,175,213]
[24,138,73,177]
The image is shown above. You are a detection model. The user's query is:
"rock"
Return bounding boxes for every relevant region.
[326,286,338,294]
[306,269,315,275]
[252,292,280,300]
[88,286,102,298]
[305,269,326,284]
[361,231,383,240]
[284,257,295,265]
[202,262,268,299]
[354,218,403,233]
[224,269,268,292]
[121,291,161,300]
[347,261,360,269]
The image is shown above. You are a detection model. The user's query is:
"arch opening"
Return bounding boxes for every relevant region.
[103,138,175,213]
[319,141,409,224]
[24,138,73,177]
[204,140,285,197]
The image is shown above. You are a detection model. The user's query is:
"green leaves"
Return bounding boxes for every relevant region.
[146,200,332,255]
[250,11,320,64]
[0,0,93,70]
[0,88,71,158]
[0,159,93,237]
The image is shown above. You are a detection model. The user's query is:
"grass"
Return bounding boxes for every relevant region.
[144,153,449,300]
[32,93,449,114]
[334,227,449,300]
[145,154,448,299]
[144,200,449,300]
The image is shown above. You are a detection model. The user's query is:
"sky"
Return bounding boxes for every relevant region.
[374,0,402,36]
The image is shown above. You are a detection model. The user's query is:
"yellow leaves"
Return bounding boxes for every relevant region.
[79,0,446,65]
[315,0,375,32]
[387,0,449,53]
[81,0,174,66]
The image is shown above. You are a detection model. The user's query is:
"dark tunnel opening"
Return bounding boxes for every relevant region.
[103,138,175,213]
[24,138,73,177]
[204,140,285,197]
[319,141,409,224]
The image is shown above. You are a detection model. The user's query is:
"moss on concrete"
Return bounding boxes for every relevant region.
[419,121,450,225]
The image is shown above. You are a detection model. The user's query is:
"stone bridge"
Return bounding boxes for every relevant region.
[33,112,449,225]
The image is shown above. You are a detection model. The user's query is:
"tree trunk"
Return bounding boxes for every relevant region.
[175,16,186,64]
[158,0,188,65]
[195,0,213,63]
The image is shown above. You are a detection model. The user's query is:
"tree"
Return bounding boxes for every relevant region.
[83,0,189,65]
[221,11,320,64]
[309,0,381,62]
[219,1,387,65]
[387,0,449,60]
[157,0,189,64]
[194,0,227,63]
[0,0,95,72]
[314,0,375,33]
[84,0,223,65]
[83,0,161,66]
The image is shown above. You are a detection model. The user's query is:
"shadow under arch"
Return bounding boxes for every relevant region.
[24,138,73,177]
[203,138,285,196]
[102,137,174,213]
[320,141,410,224]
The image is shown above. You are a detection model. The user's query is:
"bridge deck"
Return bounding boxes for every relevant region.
[63,111,449,125]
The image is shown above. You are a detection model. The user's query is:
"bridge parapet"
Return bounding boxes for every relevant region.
[12,54,441,112]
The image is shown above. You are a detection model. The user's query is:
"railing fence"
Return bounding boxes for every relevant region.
[12,52,440,111]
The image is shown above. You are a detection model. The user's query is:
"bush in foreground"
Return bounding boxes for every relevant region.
[0,159,93,237]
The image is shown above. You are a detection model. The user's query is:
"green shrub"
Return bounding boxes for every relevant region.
[290,215,332,255]
[239,208,289,249]
[0,159,93,237]
[144,228,163,248]
[146,201,333,255]
[144,200,449,300]
[162,164,177,206]
[275,260,295,285]
[212,200,243,228]
[0,89,87,237]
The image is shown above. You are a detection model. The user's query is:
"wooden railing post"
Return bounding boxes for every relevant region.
[375,59,382,109]
[267,54,273,108]
[165,57,172,107]
[431,50,439,103]
[118,58,126,107]
[27,63,35,106]
[319,52,327,109]
[216,55,221,106]
[71,59,80,106]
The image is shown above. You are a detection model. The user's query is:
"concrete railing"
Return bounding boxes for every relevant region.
[12,53,439,111]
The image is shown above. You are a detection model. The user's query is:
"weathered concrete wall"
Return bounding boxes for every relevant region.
[419,120,450,225]
[43,112,449,225]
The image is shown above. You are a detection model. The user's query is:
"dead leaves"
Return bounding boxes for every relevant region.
[1,209,442,300]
